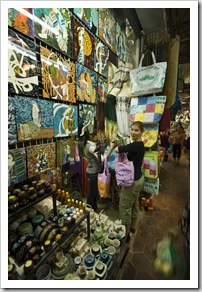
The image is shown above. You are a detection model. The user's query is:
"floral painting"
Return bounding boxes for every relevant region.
[53,103,78,137]
[56,138,75,166]
[34,8,73,57]
[76,63,97,103]
[79,104,96,136]
[8,8,34,38]
[94,38,109,77]
[26,143,56,178]
[116,22,126,62]
[73,8,99,36]
[8,147,27,186]
[40,46,76,102]
[72,17,94,71]
[97,75,108,103]
[14,95,54,141]
[8,96,17,145]
[8,29,38,96]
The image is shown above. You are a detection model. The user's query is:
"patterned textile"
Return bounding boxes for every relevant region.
[142,151,159,179]
[8,96,17,145]
[141,123,159,148]
[8,148,27,185]
[78,104,96,136]
[143,177,159,195]
[110,60,132,90]
[115,96,130,137]
[73,8,99,36]
[116,22,126,62]
[97,75,108,103]
[94,39,109,77]
[8,8,34,38]
[104,94,118,140]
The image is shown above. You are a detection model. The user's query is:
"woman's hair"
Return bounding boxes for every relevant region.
[131,121,144,132]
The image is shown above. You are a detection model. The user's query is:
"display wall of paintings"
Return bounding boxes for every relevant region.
[8,96,18,145]
[34,8,73,57]
[97,75,108,103]
[14,96,54,141]
[56,138,75,166]
[53,103,78,138]
[8,8,34,38]
[116,22,126,62]
[40,46,76,102]
[26,143,56,178]
[73,8,99,36]
[78,104,96,135]
[8,29,39,96]
[8,147,27,186]
[94,39,109,78]
[76,63,97,103]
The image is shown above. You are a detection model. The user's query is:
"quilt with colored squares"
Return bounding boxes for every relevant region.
[130,95,166,123]
[142,151,159,179]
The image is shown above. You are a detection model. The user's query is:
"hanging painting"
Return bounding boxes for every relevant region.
[8,148,27,186]
[26,143,56,178]
[34,8,73,57]
[79,104,96,136]
[8,96,17,145]
[53,103,78,137]
[8,8,34,38]
[40,46,76,102]
[94,38,109,78]
[76,63,97,103]
[97,75,108,103]
[141,123,159,148]
[98,8,116,53]
[116,22,126,62]
[8,29,38,96]
[56,138,75,166]
[14,95,54,141]
[73,8,99,36]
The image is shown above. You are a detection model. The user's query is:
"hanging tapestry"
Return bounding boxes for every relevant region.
[40,46,76,102]
[94,38,109,77]
[76,63,97,103]
[143,177,159,196]
[104,94,118,140]
[97,75,108,103]
[8,96,17,145]
[53,103,78,137]
[8,147,27,186]
[56,138,75,166]
[141,123,159,148]
[72,17,94,70]
[116,22,126,62]
[98,8,116,53]
[142,151,159,179]
[34,8,73,57]
[8,29,38,96]
[26,143,56,178]
[14,96,54,141]
[79,104,96,136]
[73,8,99,36]
[8,8,34,38]
[130,95,167,123]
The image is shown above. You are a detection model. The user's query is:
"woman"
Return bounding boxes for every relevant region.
[172,125,185,164]
[110,121,145,233]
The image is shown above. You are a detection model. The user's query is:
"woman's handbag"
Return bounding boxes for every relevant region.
[130,51,167,96]
[98,157,111,199]
[114,154,134,187]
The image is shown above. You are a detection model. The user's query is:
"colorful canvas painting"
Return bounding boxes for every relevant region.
[72,17,94,70]
[14,96,54,141]
[116,23,126,62]
[8,8,34,38]
[142,151,159,179]
[94,39,109,77]
[40,46,76,102]
[76,63,97,103]
[73,8,99,36]
[97,75,108,103]
[26,143,56,178]
[141,123,159,148]
[8,147,27,186]
[8,96,17,145]
[53,103,78,137]
[79,104,96,136]
[34,8,73,57]
[56,138,75,166]
[98,8,116,53]
[8,29,38,96]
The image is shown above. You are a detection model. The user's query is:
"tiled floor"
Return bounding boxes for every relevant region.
[97,152,190,281]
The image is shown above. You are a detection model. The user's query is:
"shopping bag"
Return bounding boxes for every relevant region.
[130,51,167,96]
[98,158,111,199]
[142,151,159,179]
[114,154,134,186]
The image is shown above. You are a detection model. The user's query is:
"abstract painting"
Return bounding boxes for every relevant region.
[8,96,17,145]
[56,138,75,166]
[53,103,78,137]
[8,8,34,38]
[76,63,97,103]
[14,95,54,141]
[8,29,38,96]
[116,22,126,62]
[8,147,27,186]
[26,143,56,178]
[73,8,99,36]
[79,104,96,136]
[97,75,108,103]
[94,38,109,77]
[40,46,76,102]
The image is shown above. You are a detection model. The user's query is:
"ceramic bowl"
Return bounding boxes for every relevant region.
[78,265,87,279]
[36,264,51,280]
[87,270,95,280]
[107,245,116,256]
[83,254,95,269]
[112,238,121,248]
[91,244,102,257]
[108,232,115,240]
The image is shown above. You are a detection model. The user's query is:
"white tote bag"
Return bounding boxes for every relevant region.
[130,51,167,97]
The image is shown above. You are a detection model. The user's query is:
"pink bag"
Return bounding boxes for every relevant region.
[114,154,135,186]
[98,158,111,199]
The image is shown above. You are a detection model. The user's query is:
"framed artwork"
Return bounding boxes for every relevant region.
[40,46,76,102]
[72,17,94,71]
[56,138,75,166]
[8,29,38,96]
[73,8,99,36]
[14,96,54,141]
[97,75,108,103]
[94,38,109,77]
[8,147,27,186]
[8,8,34,38]
[26,143,56,178]
[98,8,116,53]
[116,23,126,62]
[34,8,73,57]
[53,103,78,137]
[76,63,97,103]
[79,104,96,136]
[8,96,17,145]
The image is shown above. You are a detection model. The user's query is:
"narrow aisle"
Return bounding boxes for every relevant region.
[119,152,190,280]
